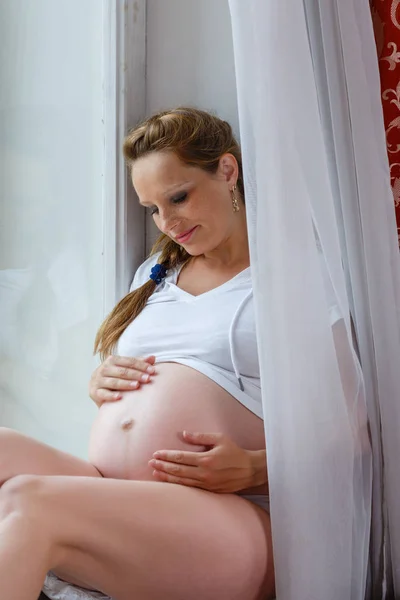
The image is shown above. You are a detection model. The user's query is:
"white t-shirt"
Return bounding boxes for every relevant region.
[117,252,342,419]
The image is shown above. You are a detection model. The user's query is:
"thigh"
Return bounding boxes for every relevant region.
[38,477,274,600]
[0,427,101,485]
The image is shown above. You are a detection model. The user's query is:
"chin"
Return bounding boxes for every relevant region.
[183,246,203,256]
[183,239,221,256]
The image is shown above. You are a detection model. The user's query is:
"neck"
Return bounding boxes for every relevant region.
[201,221,250,270]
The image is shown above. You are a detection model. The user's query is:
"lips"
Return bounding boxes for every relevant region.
[175,226,198,243]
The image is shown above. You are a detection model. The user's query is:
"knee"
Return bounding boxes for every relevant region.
[0,474,62,565]
[0,427,22,466]
[0,428,31,486]
[0,426,19,444]
[0,474,45,519]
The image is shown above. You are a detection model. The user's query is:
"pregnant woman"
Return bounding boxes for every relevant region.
[0,107,342,600]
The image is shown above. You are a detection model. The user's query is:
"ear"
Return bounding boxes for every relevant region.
[218,153,239,187]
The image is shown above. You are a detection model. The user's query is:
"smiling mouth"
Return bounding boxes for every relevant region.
[175,226,198,242]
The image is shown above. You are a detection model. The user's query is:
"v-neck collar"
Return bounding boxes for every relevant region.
[167,265,251,301]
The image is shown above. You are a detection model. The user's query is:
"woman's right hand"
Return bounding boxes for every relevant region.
[89,355,156,407]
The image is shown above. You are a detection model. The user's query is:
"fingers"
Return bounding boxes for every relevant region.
[183,431,224,446]
[151,469,206,489]
[99,356,157,390]
[96,389,123,404]
[101,375,144,390]
[89,355,157,406]
[152,450,203,467]
[89,386,123,408]
[153,470,206,489]
[149,458,205,479]
[105,355,156,376]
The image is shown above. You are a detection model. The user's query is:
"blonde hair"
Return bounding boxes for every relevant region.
[94,107,244,359]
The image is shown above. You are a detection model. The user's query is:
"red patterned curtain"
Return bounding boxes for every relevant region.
[371,0,400,245]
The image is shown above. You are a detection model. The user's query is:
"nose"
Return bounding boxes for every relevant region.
[157,207,175,234]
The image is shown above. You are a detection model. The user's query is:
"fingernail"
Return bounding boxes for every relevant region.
[115,393,122,400]
[130,381,139,388]
[141,374,150,383]
[153,452,161,458]
[146,366,155,374]
[149,459,157,466]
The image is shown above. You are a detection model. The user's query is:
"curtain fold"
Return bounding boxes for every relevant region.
[229,1,400,598]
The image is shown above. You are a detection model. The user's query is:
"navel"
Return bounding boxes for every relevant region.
[120,417,134,431]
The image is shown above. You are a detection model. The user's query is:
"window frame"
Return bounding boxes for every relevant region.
[102,0,147,313]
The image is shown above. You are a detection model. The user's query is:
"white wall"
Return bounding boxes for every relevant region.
[0,0,105,457]
[0,0,238,456]
[145,0,239,250]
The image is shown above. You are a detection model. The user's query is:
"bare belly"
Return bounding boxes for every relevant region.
[88,363,267,494]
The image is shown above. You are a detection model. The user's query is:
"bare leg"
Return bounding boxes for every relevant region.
[0,427,103,591]
[0,474,275,600]
[0,427,101,485]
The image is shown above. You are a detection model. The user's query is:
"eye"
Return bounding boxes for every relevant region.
[171,192,188,205]
[148,192,188,217]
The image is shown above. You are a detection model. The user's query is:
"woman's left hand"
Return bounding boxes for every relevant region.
[149,431,267,493]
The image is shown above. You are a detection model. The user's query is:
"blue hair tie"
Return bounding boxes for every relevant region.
[149,263,167,285]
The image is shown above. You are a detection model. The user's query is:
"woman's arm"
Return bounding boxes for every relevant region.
[248,448,268,488]
[150,432,268,493]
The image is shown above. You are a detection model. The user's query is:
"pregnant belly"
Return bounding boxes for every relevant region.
[89,363,266,488]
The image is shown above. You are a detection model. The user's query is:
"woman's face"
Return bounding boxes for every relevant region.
[131,151,241,256]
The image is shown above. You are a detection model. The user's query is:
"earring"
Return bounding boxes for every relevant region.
[231,185,240,212]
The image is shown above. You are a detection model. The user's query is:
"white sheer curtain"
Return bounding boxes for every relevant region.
[229,1,400,599]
